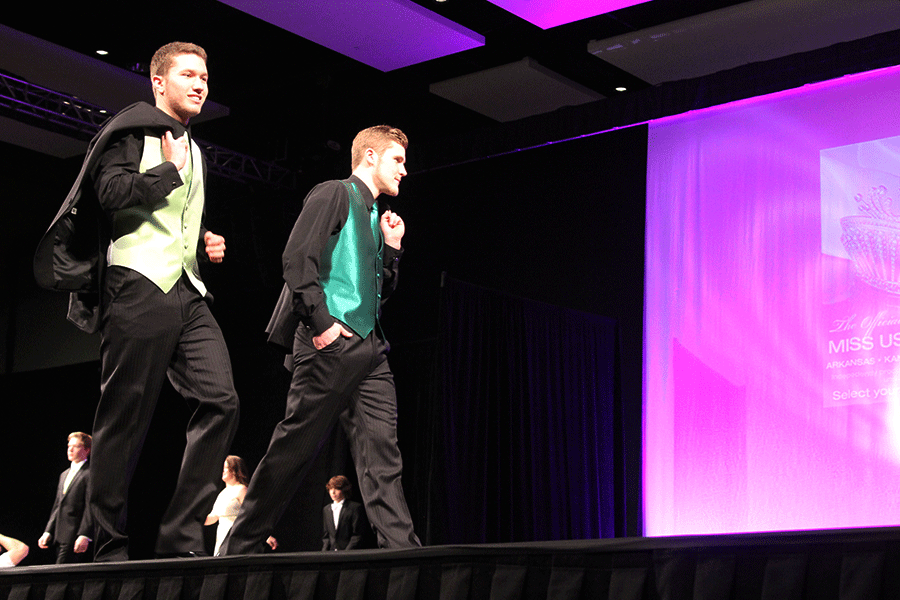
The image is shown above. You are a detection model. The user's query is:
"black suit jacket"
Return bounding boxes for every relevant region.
[45,461,92,544]
[322,500,366,551]
[32,101,204,333]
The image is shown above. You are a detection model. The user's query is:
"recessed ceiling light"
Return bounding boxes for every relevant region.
[616,86,627,92]
[96,50,109,56]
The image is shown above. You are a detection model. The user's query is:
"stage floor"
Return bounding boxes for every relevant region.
[3,527,900,599]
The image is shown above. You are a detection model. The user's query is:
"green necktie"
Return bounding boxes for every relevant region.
[371,200,380,252]
[371,200,383,312]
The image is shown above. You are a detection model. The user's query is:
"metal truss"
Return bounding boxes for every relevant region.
[0,71,109,139]
[199,140,296,189]
[0,71,295,189]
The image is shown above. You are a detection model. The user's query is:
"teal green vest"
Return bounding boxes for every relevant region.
[107,132,207,295]
[320,181,382,338]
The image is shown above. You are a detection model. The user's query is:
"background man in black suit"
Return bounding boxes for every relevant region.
[38,432,92,563]
[322,475,367,551]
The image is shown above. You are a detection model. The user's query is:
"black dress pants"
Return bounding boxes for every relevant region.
[222,323,419,554]
[90,267,239,561]
[55,542,90,564]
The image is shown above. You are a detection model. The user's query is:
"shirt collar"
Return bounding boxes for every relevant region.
[348,174,376,211]
[152,105,191,139]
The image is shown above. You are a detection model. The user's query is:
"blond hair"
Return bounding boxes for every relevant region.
[351,125,408,169]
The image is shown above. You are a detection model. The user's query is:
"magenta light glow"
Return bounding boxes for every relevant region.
[644,64,900,536]
[486,0,652,30]
[216,0,484,71]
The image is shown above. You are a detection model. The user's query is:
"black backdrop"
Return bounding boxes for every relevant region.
[434,277,620,543]
[0,122,647,563]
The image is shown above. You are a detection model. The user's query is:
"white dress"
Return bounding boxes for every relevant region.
[211,484,245,555]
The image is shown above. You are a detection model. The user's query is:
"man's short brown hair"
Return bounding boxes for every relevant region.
[351,125,408,170]
[150,42,207,78]
[68,431,92,452]
[326,475,352,494]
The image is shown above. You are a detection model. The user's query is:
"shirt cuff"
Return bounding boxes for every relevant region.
[310,308,336,335]
[384,245,403,262]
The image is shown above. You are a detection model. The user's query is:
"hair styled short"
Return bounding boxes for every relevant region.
[350,125,408,170]
[326,475,352,494]
[150,42,208,78]
[225,455,250,486]
[68,431,92,452]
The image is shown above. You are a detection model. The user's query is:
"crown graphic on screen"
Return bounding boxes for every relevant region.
[841,186,900,294]
[852,185,899,222]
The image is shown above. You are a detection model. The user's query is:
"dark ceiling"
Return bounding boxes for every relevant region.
[3,0,900,175]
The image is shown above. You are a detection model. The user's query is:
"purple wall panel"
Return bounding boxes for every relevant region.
[217,0,483,71]
[486,0,651,29]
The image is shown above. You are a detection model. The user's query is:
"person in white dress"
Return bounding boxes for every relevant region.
[0,533,29,568]
[206,455,248,556]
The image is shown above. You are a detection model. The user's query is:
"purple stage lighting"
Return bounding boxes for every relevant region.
[486,0,652,30]
[216,0,484,71]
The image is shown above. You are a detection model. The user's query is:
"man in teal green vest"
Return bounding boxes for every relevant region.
[221,125,421,554]
[34,42,239,562]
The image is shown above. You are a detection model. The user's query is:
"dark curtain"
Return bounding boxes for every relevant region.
[434,277,620,543]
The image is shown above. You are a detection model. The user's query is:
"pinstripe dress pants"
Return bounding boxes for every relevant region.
[222,323,420,554]
[90,267,239,561]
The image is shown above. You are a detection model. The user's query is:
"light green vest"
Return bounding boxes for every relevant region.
[107,132,207,296]
[320,181,382,338]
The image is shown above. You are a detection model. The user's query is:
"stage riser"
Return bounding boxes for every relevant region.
[2,533,899,600]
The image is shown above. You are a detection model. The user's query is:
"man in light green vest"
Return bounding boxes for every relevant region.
[35,42,240,562]
[221,125,420,554]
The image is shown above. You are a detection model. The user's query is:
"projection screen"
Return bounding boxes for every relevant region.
[644,64,900,535]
